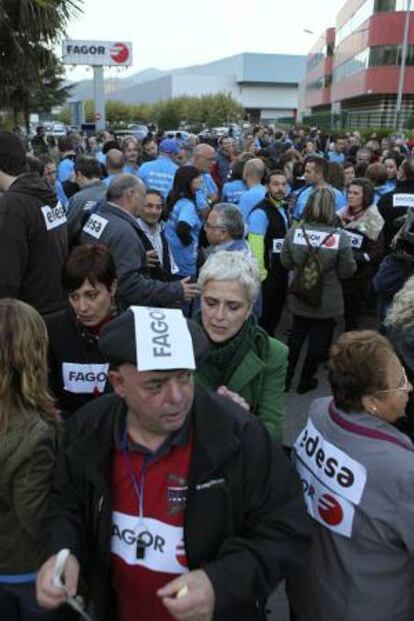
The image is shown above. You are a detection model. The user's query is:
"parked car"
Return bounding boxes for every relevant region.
[164,129,190,141]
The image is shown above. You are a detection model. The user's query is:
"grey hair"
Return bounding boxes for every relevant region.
[303,186,336,226]
[198,251,260,305]
[244,158,266,180]
[385,275,414,328]
[212,203,244,239]
[107,174,145,201]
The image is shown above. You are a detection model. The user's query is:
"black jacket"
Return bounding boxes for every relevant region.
[44,387,311,621]
[0,173,68,315]
[46,308,113,417]
[378,179,414,249]
[251,196,290,276]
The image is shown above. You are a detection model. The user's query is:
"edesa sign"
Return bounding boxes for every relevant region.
[62,40,133,66]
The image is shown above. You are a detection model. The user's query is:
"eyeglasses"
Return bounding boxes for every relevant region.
[375,368,410,394]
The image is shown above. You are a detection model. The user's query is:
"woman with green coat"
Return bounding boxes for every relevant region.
[194,251,288,440]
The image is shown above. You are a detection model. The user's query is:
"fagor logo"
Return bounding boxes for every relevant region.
[110,43,129,64]
[318,493,344,527]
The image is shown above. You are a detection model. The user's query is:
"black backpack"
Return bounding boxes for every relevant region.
[289,225,335,308]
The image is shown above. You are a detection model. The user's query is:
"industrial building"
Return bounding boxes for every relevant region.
[302,0,414,128]
[106,53,306,123]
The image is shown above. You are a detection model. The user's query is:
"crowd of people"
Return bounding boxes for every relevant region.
[1,121,414,620]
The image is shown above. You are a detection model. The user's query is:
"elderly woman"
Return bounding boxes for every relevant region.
[194,250,287,440]
[289,330,414,621]
[281,186,356,393]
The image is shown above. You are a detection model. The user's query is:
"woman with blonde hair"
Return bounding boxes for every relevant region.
[281,186,356,393]
[0,299,61,620]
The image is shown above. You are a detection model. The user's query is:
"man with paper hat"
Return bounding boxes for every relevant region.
[37,307,310,621]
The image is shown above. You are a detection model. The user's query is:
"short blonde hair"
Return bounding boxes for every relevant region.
[198,251,260,306]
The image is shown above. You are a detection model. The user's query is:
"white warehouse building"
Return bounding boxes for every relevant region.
[108,53,307,123]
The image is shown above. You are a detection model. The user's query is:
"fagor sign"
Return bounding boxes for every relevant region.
[62,40,132,66]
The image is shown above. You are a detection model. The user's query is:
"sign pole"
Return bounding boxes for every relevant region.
[93,65,106,131]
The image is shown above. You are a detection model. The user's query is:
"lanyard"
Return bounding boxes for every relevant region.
[120,427,149,559]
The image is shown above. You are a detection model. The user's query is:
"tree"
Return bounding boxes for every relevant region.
[0,0,83,129]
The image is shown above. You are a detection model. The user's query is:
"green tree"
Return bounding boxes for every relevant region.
[0,0,83,129]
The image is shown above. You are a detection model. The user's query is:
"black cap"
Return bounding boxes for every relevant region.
[99,308,208,368]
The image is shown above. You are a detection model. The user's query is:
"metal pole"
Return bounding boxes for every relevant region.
[93,65,106,131]
[395,0,412,130]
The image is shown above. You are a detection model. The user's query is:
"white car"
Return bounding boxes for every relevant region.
[164,130,190,141]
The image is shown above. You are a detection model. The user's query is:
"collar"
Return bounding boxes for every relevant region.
[137,217,161,236]
[328,399,414,451]
[114,402,194,459]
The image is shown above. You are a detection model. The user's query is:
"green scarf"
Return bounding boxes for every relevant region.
[195,313,257,388]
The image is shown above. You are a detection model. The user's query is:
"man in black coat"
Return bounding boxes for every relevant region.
[0,131,68,316]
[378,156,414,250]
[37,307,310,621]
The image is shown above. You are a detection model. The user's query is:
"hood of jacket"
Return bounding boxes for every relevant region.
[8,173,57,205]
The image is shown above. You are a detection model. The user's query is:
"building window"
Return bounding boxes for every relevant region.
[374,0,396,11]
[370,44,414,65]
[336,0,374,47]
[333,48,370,82]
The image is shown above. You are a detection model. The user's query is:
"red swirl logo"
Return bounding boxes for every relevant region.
[110,43,129,64]
[318,493,344,526]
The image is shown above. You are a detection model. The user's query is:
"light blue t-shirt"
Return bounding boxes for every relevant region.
[138,155,178,199]
[222,179,247,205]
[164,198,201,277]
[123,164,140,176]
[292,184,346,221]
[55,180,68,210]
[247,203,288,236]
[327,151,345,163]
[196,173,218,212]
[238,185,266,222]
[103,174,119,188]
[384,179,397,193]
[57,157,75,184]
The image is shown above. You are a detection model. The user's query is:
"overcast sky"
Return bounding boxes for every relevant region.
[63,0,345,81]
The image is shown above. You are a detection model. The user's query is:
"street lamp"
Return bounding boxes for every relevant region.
[395,0,412,130]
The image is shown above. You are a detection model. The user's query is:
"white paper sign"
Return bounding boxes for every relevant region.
[294,418,367,505]
[83,214,108,239]
[296,459,355,538]
[41,203,67,231]
[393,194,414,208]
[131,307,196,371]
[62,363,109,393]
[111,512,188,573]
[272,238,284,253]
[293,228,339,250]
[344,230,363,249]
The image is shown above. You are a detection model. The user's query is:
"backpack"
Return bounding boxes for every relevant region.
[289,225,335,308]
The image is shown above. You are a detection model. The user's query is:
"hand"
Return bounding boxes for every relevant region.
[180,276,200,301]
[146,249,160,268]
[157,569,215,621]
[217,385,250,410]
[36,553,80,610]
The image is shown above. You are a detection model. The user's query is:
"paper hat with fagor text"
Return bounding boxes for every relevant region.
[99,307,208,370]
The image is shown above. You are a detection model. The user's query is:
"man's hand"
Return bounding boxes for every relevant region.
[36,553,80,610]
[157,569,215,621]
[146,249,160,268]
[217,385,250,410]
[180,277,200,301]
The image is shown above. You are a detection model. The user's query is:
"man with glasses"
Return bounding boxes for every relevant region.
[204,202,250,257]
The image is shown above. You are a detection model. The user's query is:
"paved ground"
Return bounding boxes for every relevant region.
[265,311,337,620]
